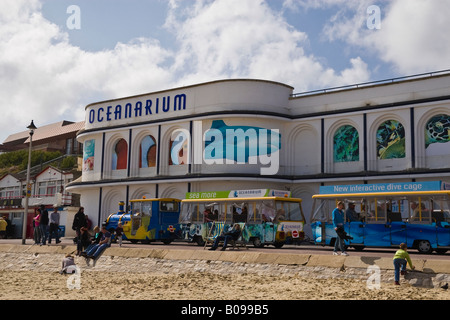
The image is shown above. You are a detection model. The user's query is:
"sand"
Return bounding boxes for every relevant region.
[0,269,448,301]
[0,251,448,301]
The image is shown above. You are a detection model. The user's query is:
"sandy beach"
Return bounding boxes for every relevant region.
[0,252,448,301]
[0,270,449,300]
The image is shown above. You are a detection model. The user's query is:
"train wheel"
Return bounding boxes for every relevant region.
[195,236,205,246]
[273,241,284,249]
[417,240,432,254]
[253,238,264,248]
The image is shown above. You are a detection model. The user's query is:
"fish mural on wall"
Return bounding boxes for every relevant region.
[425,114,450,156]
[204,120,281,163]
[376,120,405,159]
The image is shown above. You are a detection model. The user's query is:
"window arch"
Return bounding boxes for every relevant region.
[169,130,189,165]
[112,138,128,170]
[139,135,157,168]
[333,125,359,162]
[425,114,450,152]
[376,120,405,159]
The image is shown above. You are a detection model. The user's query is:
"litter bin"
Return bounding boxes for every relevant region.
[58,226,66,238]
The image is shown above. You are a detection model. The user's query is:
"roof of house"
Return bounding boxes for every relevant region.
[1,120,85,147]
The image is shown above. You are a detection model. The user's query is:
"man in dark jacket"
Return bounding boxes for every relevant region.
[208,224,241,251]
[72,207,87,240]
[39,205,49,246]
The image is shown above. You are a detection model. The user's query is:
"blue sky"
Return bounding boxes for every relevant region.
[1,0,450,143]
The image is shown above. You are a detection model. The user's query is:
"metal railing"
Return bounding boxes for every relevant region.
[290,69,450,98]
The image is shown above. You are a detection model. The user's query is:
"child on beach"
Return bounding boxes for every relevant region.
[60,254,77,274]
[115,223,123,247]
[393,243,415,285]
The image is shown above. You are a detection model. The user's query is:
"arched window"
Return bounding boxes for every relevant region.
[333,125,359,162]
[425,114,450,154]
[376,120,405,159]
[139,135,157,168]
[169,131,188,165]
[112,139,128,170]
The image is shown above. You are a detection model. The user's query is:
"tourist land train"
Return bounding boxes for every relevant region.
[104,183,450,254]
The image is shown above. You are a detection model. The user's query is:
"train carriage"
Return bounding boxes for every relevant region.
[105,198,181,244]
[179,189,306,248]
[310,181,450,254]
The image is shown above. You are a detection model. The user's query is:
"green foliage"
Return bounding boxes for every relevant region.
[0,150,63,172]
[60,156,76,169]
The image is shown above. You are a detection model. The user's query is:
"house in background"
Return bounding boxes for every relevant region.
[0,120,84,239]
[0,120,84,154]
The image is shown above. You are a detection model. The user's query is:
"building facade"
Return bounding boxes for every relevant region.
[0,166,78,238]
[67,74,450,235]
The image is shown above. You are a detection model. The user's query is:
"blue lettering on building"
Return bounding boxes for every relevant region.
[88,94,186,124]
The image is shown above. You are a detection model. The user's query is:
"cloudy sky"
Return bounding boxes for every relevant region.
[1,0,450,143]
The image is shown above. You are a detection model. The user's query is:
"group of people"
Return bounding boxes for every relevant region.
[79,225,112,266]
[333,201,415,285]
[33,205,61,246]
[59,223,114,271]
[72,207,113,266]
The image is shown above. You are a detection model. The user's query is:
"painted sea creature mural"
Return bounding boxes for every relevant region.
[333,125,359,162]
[376,120,405,159]
[425,114,450,156]
[204,120,281,163]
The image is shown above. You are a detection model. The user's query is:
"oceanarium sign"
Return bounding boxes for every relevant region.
[87,93,187,126]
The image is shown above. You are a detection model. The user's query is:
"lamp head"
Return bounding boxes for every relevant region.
[27,120,37,131]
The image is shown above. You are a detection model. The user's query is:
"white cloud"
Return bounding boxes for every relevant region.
[0,0,174,141]
[321,0,450,74]
[166,0,370,90]
[0,0,372,142]
[373,0,450,74]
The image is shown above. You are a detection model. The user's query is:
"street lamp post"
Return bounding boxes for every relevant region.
[21,120,37,245]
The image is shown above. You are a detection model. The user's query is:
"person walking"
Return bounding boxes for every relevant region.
[39,205,49,246]
[48,205,61,244]
[332,201,348,256]
[33,211,41,244]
